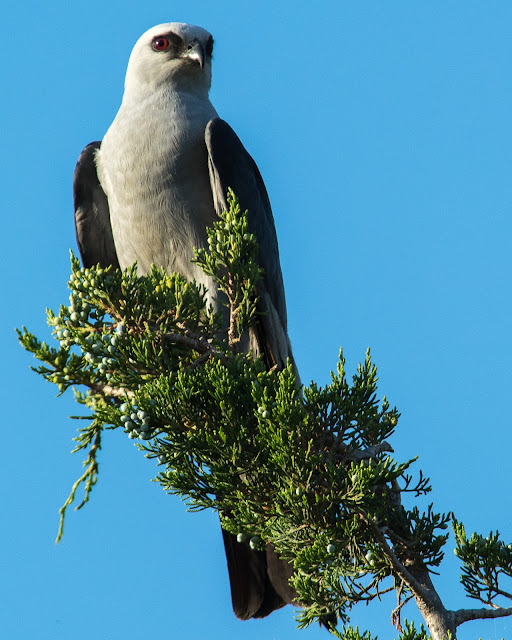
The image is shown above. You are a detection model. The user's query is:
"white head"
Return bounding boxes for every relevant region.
[124,23,214,96]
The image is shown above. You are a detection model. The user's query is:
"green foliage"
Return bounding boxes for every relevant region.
[17,191,512,638]
[328,617,432,639]
[194,187,262,347]
[337,627,379,640]
[398,621,432,640]
[453,518,512,605]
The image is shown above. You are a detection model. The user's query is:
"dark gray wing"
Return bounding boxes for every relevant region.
[74,141,120,270]
[205,118,295,371]
[205,118,286,325]
[206,118,298,619]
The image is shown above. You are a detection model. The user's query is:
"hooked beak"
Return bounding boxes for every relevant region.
[184,39,205,69]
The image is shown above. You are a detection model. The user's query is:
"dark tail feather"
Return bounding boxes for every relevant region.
[221,529,295,619]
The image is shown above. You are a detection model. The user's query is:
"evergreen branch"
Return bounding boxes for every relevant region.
[453,605,512,626]
[391,580,413,633]
[18,191,512,639]
[158,330,227,361]
[345,442,394,463]
[370,523,430,602]
[88,381,134,399]
[56,426,101,543]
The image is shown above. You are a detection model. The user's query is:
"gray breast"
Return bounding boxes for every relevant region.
[96,92,218,286]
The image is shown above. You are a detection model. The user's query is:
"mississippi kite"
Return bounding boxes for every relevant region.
[74,22,297,620]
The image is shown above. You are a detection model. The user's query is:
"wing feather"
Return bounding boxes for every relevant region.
[205,118,296,372]
[73,142,119,269]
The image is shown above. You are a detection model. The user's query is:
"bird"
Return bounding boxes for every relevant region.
[73,23,298,621]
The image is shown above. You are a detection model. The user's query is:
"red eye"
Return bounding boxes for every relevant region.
[152,36,170,51]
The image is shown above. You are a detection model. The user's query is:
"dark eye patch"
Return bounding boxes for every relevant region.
[167,32,184,48]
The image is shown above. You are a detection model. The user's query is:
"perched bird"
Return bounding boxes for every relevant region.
[73,23,298,620]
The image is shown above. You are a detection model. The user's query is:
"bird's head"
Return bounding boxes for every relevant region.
[124,23,214,96]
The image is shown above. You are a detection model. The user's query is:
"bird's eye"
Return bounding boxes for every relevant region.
[152,36,170,52]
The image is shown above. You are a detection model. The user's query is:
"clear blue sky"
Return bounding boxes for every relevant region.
[2,2,512,639]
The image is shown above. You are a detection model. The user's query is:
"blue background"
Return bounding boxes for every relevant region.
[2,2,511,638]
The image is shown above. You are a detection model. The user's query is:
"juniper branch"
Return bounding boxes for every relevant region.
[453,606,512,626]
[56,426,101,543]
